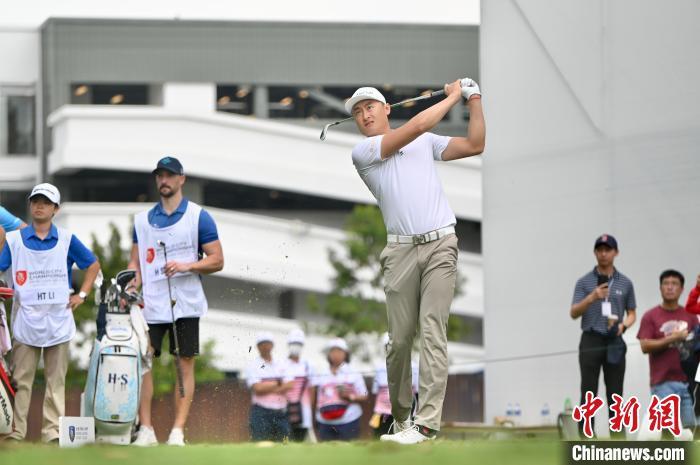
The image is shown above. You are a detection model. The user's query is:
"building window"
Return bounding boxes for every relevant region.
[216,85,254,115]
[262,85,457,121]
[6,95,35,155]
[70,84,150,105]
[267,86,331,119]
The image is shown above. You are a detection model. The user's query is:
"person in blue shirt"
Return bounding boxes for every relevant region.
[128,157,223,447]
[0,205,27,251]
[0,183,100,442]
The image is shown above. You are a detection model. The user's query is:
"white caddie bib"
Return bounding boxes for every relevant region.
[6,228,75,347]
[133,201,208,324]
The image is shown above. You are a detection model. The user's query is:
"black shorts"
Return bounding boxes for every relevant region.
[148,318,199,358]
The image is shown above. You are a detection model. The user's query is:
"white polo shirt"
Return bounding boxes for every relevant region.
[351,132,456,235]
[245,356,293,410]
[312,363,368,425]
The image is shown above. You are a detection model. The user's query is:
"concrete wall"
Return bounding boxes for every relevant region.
[0,29,39,84]
[482,0,700,434]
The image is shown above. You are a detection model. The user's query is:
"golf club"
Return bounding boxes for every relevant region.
[319,89,445,141]
[157,240,186,398]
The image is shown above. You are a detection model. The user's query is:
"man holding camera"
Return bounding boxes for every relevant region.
[570,234,637,438]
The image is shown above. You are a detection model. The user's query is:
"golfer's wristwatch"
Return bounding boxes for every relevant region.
[78,291,88,301]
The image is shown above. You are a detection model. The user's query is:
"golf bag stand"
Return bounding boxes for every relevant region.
[81,270,150,445]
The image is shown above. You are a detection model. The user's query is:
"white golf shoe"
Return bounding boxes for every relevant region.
[380,424,435,445]
[166,428,186,446]
[132,426,158,447]
[380,418,412,441]
[379,418,412,441]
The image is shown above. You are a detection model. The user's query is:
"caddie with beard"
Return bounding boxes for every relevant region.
[128,157,223,446]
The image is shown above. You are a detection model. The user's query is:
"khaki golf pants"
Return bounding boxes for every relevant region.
[380,233,458,431]
[9,341,70,442]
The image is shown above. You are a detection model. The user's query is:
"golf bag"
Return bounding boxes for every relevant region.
[0,282,14,435]
[81,270,150,445]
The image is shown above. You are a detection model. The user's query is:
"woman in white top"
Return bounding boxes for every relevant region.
[313,338,368,441]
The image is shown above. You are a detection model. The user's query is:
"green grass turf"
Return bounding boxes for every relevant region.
[2,440,563,465]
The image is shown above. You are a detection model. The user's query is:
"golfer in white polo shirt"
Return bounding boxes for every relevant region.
[346,78,485,444]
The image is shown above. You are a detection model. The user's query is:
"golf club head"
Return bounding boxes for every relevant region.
[320,123,333,141]
[116,269,137,290]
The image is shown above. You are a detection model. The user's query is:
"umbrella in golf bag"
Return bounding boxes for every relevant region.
[0,281,15,435]
[81,270,150,445]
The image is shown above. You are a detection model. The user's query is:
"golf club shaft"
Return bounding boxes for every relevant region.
[319,89,445,140]
[389,89,444,108]
[160,241,186,398]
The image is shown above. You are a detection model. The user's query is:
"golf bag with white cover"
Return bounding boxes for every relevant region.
[0,281,14,435]
[81,270,150,444]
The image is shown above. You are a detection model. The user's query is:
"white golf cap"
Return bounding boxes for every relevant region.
[344,87,386,114]
[287,328,305,345]
[28,183,61,205]
[256,332,275,345]
[325,337,349,352]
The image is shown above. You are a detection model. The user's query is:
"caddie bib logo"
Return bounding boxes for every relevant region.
[146,248,155,264]
[15,270,27,286]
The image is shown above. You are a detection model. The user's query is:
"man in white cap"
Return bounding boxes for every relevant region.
[283,328,315,442]
[129,156,224,446]
[245,332,293,442]
[0,183,101,442]
[346,78,485,443]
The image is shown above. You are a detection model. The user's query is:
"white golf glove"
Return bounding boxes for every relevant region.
[460,78,481,100]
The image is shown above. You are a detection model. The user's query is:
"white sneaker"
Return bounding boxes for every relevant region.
[166,428,185,446]
[380,425,435,445]
[132,426,158,447]
[381,418,412,439]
